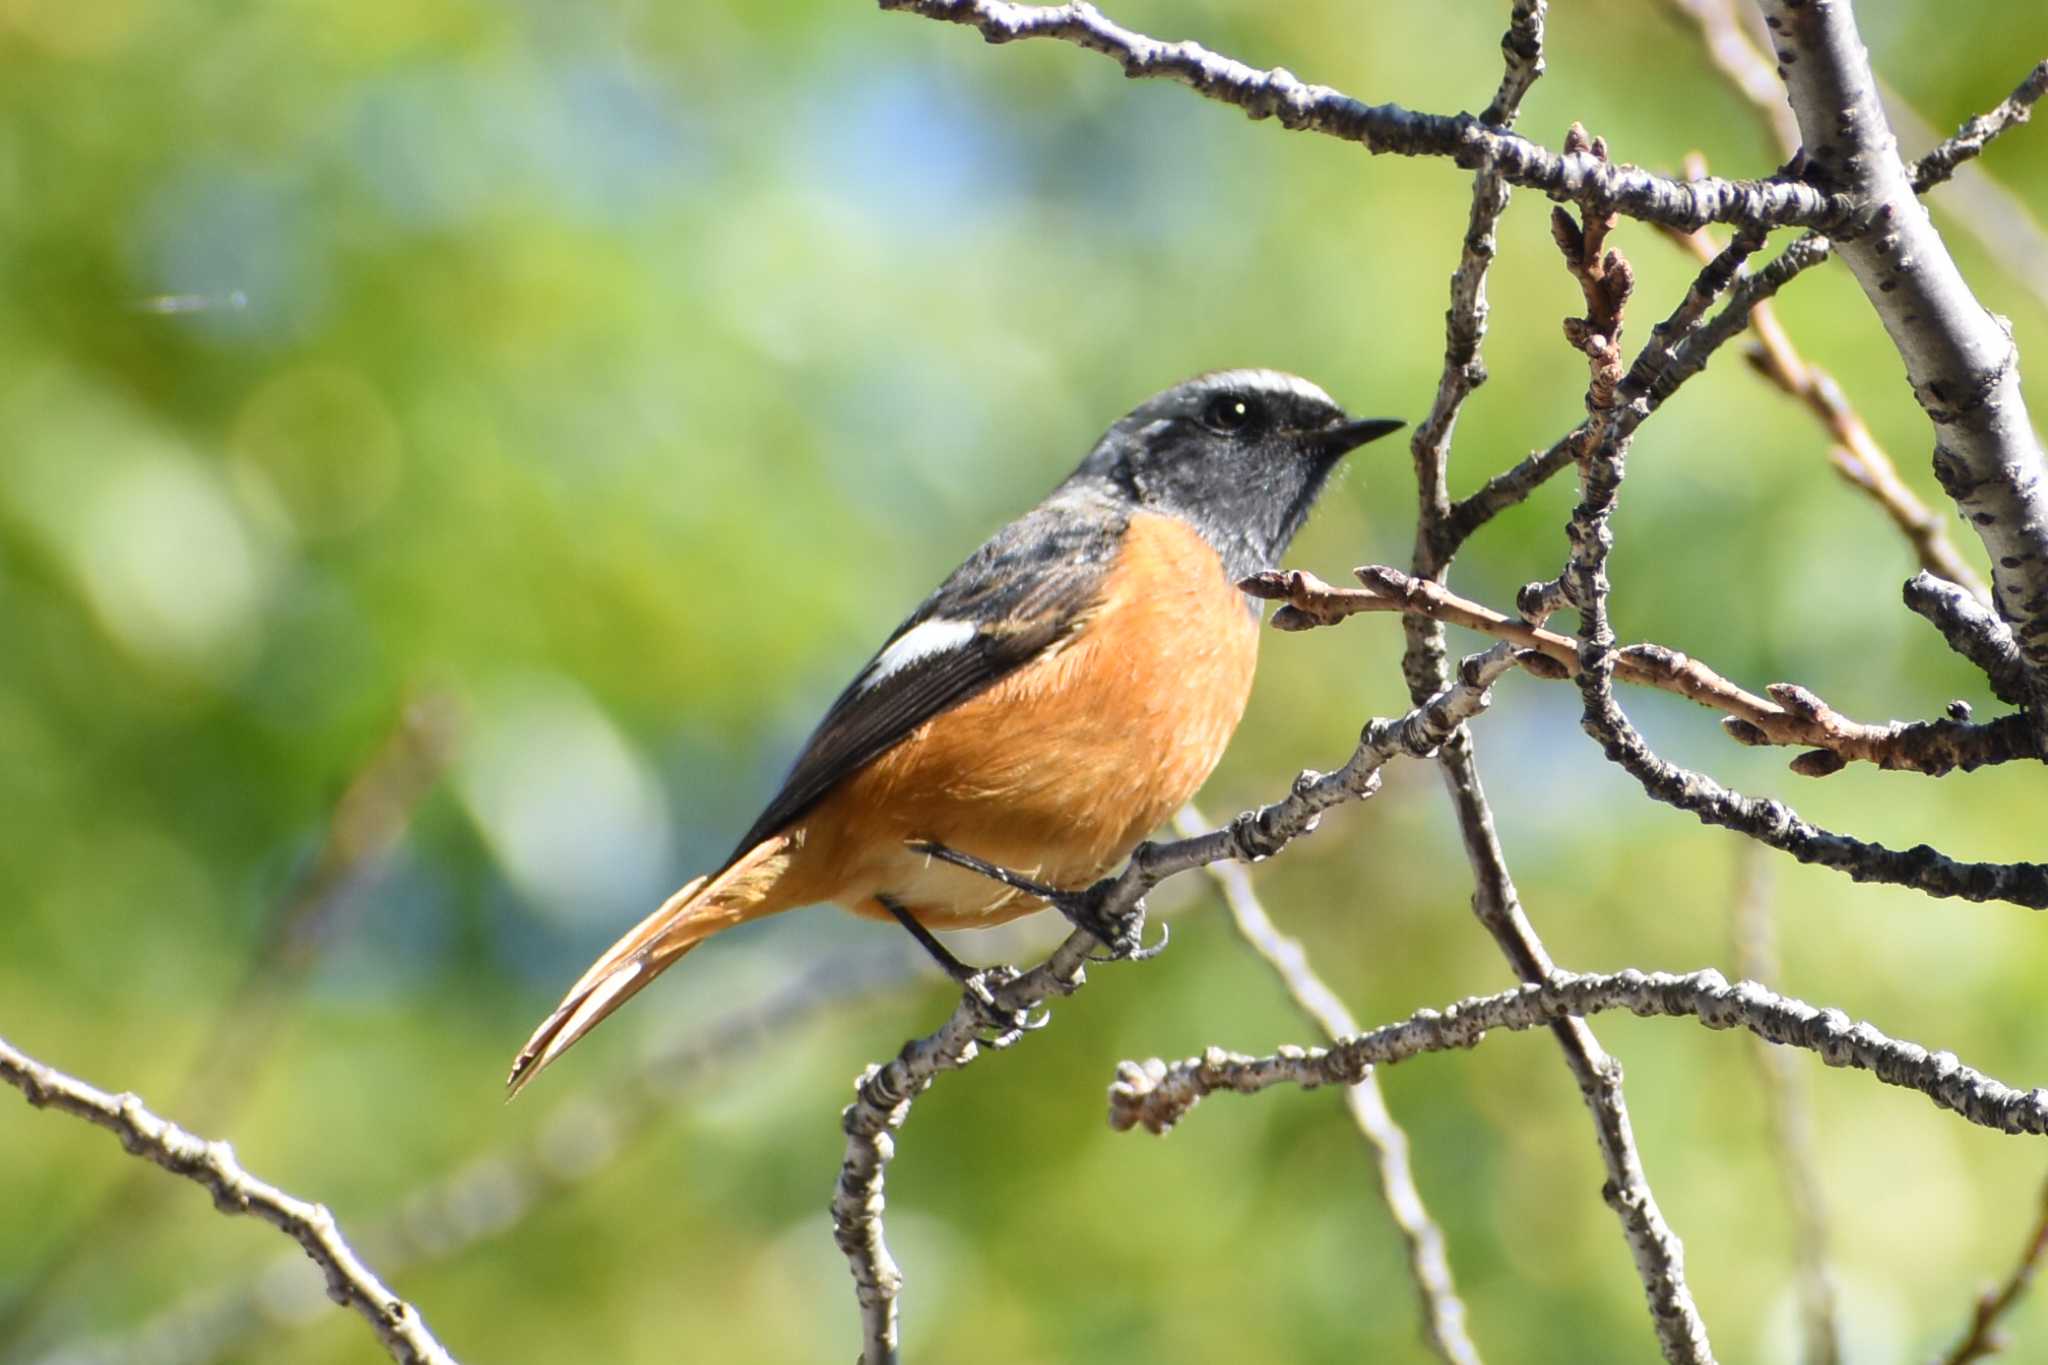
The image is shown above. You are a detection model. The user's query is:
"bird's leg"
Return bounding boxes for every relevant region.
[875,892,978,981]
[874,892,1038,1042]
[902,842,1062,901]
[905,841,1166,964]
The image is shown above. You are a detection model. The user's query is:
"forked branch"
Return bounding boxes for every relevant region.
[1247,566,2040,777]
[838,647,1521,1363]
[880,0,1851,231]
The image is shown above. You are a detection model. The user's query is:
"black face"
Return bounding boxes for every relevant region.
[1068,370,1403,583]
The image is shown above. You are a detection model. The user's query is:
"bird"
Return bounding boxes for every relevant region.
[506,369,1402,1096]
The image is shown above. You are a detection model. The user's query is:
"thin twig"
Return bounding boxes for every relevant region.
[1904,572,2030,707]
[1912,60,2048,194]
[1483,1,1546,127]
[1626,229,1816,408]
[1551,127,1636,415]
[1406,0,1535,584]
[1666,0,2048,319]
[879,0,1851,232]
[0,694,462,1354]
[1660,0,1802,154]
[0,1037,457,1365]
[1397,14,1712,1361]
[1175,806,1479,1365]
[21,954,918,1365]
[1110,969,2048,1138]
[1729,850,1841,1365]
[1458,194,1748,1365]
[1541,206,2048,913]
[1662,209,1990,601]
[1936,1173,2048,1365]
[837,933,1091,1365]
[1579,676,2048,904]
[836,648,1523,1363]
[1554,245,2048,913]
[1482,209,1764,598]
[1443,231,1832,551]
[1248,565,2038,777]
[1880,76,2048,320]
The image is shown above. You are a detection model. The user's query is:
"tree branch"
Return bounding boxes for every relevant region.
[1397,20,1713,1360]
[1730,851,1842,1365]
[1937,1171,2048,1365]
[1442,229,1832,552]
[1663,1,2048,319]
[1904,570,2030,706]
[1248,565,2040,777]
[0,692,462,1354]
[878,0,1853,231]
[1664,2,2048,320]
[1881,74,2048,322]
[25,955,919,1365]
[1629,229,1828,406]
[1912,59,2048,194]
[837,931,1095,1365]
[0,1036,457,1365]
[1662,0,1803,154]
[1662,207,1991,601]
[1507,171,2048,912]
[1483,1,1547,128]
[1580,678,2048,904]
[837,649,1520,1363]
[1175,806,1480,1365]
[1757,2,2048,739]
[1108,969,2048,1139]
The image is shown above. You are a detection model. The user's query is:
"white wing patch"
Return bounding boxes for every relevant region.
[863,618,979,689]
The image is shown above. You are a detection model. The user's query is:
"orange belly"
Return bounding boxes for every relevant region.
[781,510,1261,929]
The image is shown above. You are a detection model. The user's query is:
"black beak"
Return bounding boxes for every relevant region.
[1320,416,1406,457]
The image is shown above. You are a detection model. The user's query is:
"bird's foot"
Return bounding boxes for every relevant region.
[957,963,1046,1046]
[1065,881,1169,965]
[875,891,1041,1042]
[907,841,1168,965]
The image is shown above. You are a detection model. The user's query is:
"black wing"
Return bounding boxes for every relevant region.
[725,490,1128,861]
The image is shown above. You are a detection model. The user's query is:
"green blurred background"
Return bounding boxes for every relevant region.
[3,1,2046,1361]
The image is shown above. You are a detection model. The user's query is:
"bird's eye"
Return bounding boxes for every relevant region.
[1200,394,1259,435]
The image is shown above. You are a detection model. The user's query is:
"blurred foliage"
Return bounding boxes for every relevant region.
[2,1,2047,1362]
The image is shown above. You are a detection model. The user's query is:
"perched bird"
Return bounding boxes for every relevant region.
[507,369,1401,1095]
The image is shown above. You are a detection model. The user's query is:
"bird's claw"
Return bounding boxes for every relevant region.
[909,840,1061,900]
[1061,887,1166,964]
[960,965,1041,1043]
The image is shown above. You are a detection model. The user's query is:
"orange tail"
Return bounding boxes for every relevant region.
[506,834,798,1097]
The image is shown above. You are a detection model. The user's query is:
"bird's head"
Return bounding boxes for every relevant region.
[1074,369,1404,582]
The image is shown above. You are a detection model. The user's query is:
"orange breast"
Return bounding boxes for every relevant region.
[789,510,1261,929]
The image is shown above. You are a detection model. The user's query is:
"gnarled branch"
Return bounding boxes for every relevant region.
[1109,969,2048,1139]
[1247,565,2040,777]
[1661,205,1991,602]
[1905,571,2030,705]
[0,1036,457,1365]
[837,647,1520,1363]
[1912,59,2048,193]
[879,0,1852,232]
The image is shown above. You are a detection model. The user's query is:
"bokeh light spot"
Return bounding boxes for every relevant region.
[231,365,404,539]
